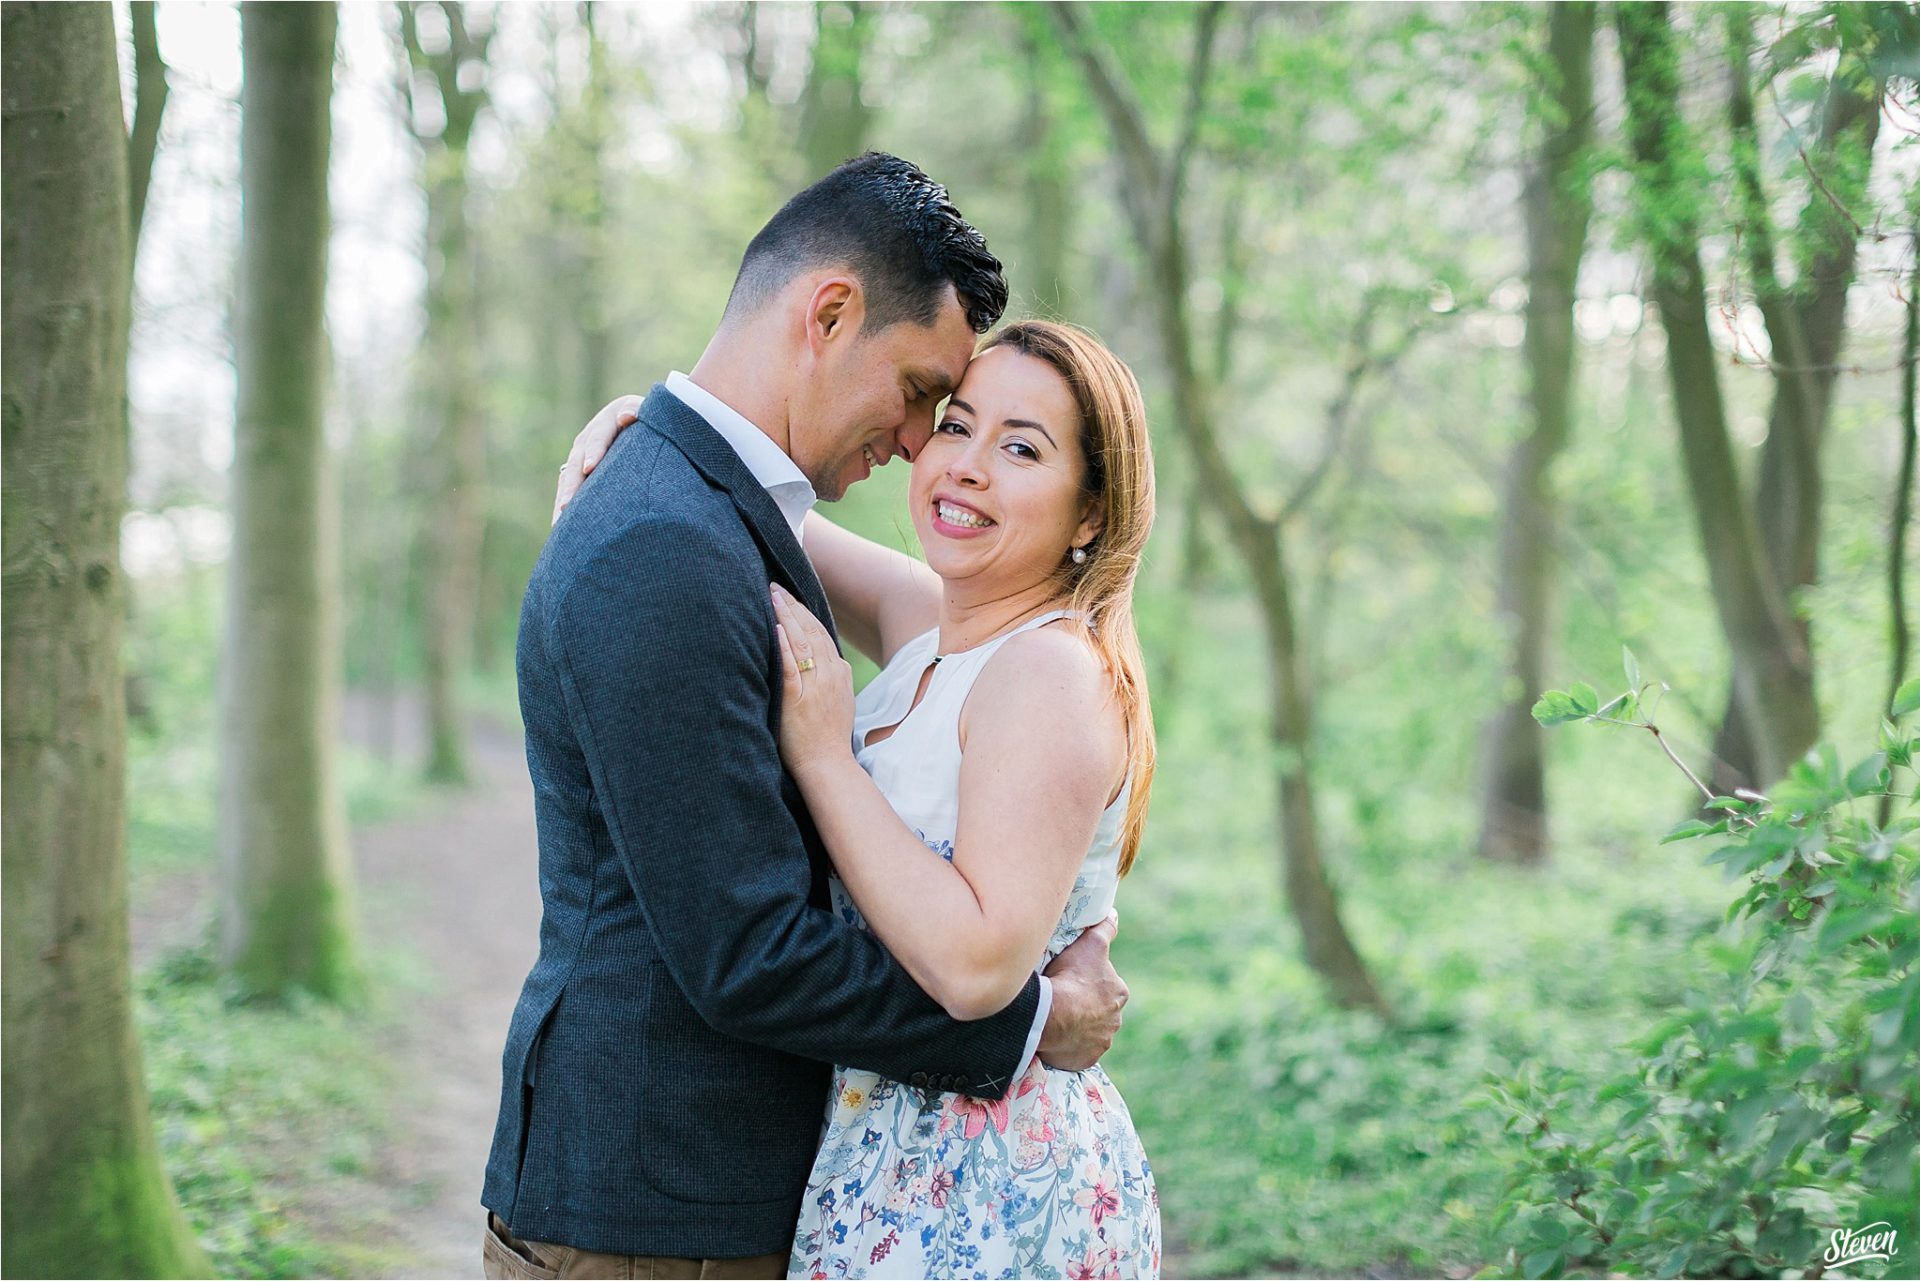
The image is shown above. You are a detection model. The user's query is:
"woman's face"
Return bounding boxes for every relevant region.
[908,344,1103,592]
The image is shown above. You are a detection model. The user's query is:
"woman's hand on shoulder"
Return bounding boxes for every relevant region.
[771,584,857,779]
[553,394,644,525]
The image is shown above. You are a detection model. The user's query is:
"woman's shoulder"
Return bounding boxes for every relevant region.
[973,622,1122,730]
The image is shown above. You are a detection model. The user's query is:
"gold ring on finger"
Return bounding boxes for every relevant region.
[797,657,816,673]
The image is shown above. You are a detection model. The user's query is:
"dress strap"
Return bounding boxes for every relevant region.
[931,609,1077,667]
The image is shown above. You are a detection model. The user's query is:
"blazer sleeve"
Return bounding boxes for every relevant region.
[545,513,1039,1099]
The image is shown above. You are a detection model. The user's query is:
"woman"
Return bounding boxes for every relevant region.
[565,321,1159,1280]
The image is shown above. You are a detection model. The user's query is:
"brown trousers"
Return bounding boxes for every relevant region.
[483,1213,789,1281]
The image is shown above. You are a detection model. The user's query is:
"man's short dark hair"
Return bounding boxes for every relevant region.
[725,152,1009,335]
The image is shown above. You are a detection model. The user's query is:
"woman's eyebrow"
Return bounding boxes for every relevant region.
[947,399,1058,449]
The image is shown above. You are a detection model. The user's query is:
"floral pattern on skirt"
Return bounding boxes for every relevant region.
[788,1052,1159,1280]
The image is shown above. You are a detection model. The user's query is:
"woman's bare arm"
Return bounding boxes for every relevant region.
[774,598,1126,1021]
[803,512,941,667]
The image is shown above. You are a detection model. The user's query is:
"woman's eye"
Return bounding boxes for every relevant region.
[1006,440,1038,460]
[936,420,968,436]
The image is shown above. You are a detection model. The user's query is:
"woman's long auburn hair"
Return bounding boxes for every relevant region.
[977,320,1157,876]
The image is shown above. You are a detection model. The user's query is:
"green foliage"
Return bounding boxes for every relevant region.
[137,945,409,1278]
[1494,681,1920,1278]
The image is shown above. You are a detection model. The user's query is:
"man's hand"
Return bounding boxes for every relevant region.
[553,394,643,525]
[1036,915,1127,1071]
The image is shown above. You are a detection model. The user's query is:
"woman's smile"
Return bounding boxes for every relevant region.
[931,494,996,536]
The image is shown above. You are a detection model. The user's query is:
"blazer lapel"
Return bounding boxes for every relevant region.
[637,385,838,643]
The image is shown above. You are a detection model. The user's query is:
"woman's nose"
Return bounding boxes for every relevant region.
[948,448,988,487]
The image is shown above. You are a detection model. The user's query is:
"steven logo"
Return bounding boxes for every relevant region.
[1825,1222,1898,1269]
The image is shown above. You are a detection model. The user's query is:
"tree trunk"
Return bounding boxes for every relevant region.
[1617,2,1819,788]
[1153,248,1390,1017]
[220,0,358,998]
[1709,33,1880,791]
[1883,222,1918,828]
[799,0,872,180]
[127,0,167,255]
[1050,1,1389,1015]
[403,0,490,783]
[1021,29,1073,318]
[1477,2,1596,864]
[1,6,210,1273]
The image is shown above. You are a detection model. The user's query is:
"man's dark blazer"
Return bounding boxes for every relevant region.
[481,385,1042,1260]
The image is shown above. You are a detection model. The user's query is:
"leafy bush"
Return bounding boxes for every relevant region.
[1489,663,1920,1279]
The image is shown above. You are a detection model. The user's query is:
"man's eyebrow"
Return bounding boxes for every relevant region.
[947,398,1058,449]
[918,369,958,397]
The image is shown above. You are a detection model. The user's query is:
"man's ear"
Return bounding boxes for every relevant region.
[804,275,862,355]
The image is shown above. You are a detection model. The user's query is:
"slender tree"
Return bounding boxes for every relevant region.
[1707,9,1885,792]
[220,0,358,997]
[1476,3,1597,864]
[1884,222,1918,828]
[1616,2,1820,789]
[1050,1,1389,1016]
[126,0,168,256]
[400,0,493,782]
[2,5,209,1273]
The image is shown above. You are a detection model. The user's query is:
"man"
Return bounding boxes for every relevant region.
[482,153,1128,1280]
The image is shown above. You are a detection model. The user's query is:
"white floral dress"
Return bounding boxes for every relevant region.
[789,612,1160,1281]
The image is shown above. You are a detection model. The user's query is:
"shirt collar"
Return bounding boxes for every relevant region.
[665,371,816,542]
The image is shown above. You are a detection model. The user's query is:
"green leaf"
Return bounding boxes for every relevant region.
[1570,682,1599,716]
[1705,795,1748,811]
[1845,752,1889,797]
[1661,819,1719,844]
[1892,676,1920,717]
[1532,690,1585,726]
[1623,645,1641,692]
[1522,1247,1565,1279]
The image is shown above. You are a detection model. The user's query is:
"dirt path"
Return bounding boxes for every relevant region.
[342,695,539,1279]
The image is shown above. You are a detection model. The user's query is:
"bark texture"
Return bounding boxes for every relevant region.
[1,5,209,1273]
[220,0,358,997]
[1477,2,1596,864]
[1617,2,1820,788]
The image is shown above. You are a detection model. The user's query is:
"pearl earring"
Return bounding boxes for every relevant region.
[1071,546,1088,565]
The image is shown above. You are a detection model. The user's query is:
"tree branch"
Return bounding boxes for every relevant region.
[1278,299,1423,524]
[1164,1,1226,234]
[1046,2,1162,240]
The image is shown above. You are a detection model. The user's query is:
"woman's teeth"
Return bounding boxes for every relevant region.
[937,501,993,529]
[863,445,876,468]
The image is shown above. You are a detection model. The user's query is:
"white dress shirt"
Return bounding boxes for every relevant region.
[662,369,1054,1080]
[666,371,815,543]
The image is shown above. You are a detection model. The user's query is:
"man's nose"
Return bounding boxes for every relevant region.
[897,414,935,464]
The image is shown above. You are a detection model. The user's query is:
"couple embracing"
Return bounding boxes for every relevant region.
[481,153,1161,1281]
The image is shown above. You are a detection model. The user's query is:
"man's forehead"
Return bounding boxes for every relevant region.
[918,289,978,388]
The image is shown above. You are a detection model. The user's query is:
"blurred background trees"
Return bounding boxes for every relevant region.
[4,1,1914,1276]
